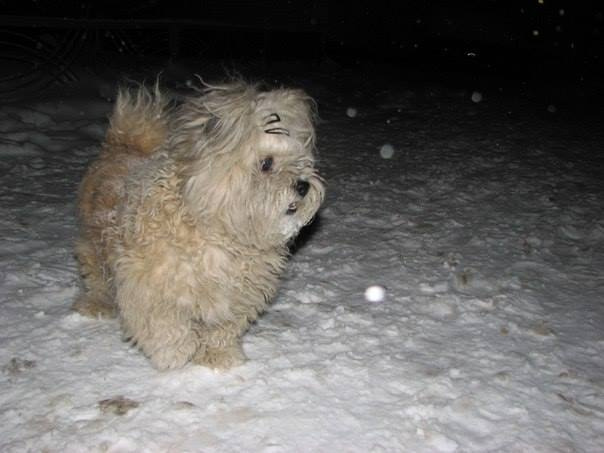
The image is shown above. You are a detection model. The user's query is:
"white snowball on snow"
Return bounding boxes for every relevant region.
[365,285,385,302]
[346,107,358,118]
[380,143,395,159]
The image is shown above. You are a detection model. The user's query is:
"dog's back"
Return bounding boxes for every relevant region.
[74,87,169,317]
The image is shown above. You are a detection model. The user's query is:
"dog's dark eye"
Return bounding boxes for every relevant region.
[260,157,274,173]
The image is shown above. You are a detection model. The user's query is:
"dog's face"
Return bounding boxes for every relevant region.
[174,83,324,249]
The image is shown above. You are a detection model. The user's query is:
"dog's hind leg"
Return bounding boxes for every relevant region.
[72,239,117,318]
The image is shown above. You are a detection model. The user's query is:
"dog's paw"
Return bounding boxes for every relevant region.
[72,294,117,319]
[150,349,192,371]
[149,341,198,371]
[192,344,246,371]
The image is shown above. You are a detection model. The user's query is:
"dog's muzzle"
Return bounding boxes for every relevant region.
[286,180,311,215]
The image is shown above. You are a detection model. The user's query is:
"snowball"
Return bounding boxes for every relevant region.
[547,104,557,113]
[365,285,385,302]
[471,91,483,103]
[379,143,395,159]
[346,107,358,118]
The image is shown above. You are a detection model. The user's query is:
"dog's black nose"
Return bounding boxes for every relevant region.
[296,180,310,197]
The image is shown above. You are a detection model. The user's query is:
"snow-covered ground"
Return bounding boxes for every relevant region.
[1,67,603,452]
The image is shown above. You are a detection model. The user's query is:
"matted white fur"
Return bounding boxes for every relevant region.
[73,80,324,370]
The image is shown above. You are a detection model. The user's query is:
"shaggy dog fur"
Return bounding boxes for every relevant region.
[73,81,324,370]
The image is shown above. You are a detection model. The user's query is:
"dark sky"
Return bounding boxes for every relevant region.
[1,1,602,99]
[2,0,601,60]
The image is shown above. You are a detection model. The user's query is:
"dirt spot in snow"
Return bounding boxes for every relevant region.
[174,401,195,409]
[530,321,555,336]
[3,357,36,376]
[98,396,140,415]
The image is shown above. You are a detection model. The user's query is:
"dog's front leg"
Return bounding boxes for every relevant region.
[115,260,200,370]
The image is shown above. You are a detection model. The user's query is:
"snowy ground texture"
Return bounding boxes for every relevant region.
[1,67,604,452]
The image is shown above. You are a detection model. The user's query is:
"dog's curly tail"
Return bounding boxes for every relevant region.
[103,83,170,157]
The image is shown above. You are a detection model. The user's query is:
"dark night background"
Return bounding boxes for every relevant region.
[1,0,603,106]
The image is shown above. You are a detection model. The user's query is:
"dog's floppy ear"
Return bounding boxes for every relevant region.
[174,81,259,162]
[172,81,260,218]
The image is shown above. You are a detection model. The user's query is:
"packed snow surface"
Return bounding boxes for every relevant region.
[1,72,603,452]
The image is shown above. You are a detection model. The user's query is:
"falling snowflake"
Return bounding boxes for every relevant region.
[380,144,395,159]
[471,91,483,103]
[365,285,385,302]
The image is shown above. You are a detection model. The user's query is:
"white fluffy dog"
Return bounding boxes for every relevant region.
[73,80,324,370]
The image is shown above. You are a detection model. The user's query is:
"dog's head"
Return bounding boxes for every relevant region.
[172,81,325,249]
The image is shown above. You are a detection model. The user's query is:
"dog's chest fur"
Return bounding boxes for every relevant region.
[114,163,286,326]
